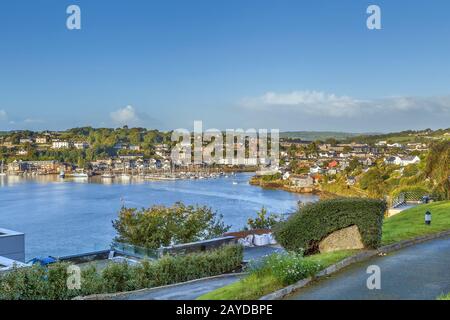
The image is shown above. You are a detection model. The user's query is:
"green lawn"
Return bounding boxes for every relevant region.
[438,293,450,300]
[382,201,450,245]
[199,201,450,300]
[197,250,358,300]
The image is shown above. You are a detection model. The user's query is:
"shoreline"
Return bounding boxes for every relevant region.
[249,175,322,195]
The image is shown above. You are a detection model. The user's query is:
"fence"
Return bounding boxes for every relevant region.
[389,190,429,208]
[111,236,237,260]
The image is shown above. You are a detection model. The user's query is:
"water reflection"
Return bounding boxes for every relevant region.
[0,173,318,259]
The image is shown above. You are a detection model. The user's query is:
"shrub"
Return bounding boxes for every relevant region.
[113,202,231,249]
[251,252,321,286]
[0,244,243,300]
[0,263,74,300]
[247,207,281,230]
[143,244,243,287]
[101,262,138,293]
[261,173,282,182]
[274,198,386,254]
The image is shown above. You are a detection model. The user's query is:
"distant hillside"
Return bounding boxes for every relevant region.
[281,128,450,144]
[280,131,367,141]
[343,128,450,144]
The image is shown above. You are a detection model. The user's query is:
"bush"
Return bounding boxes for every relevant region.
[113,202,231,249]
[250,252,321,286]
[274,198,386,254]
[261,173,282,182]
[139,244,243,287]
[0,244,243,300]
[0,263,75,300]
[247,207,281,230]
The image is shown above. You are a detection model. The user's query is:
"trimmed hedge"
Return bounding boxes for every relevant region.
[274,198,386,254]
[0,244,243,300]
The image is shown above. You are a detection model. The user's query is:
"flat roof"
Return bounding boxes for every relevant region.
[0,228,24,237]
[0,256,27,269]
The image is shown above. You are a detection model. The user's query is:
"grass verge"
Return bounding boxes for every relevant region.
[381,201,450,245]
[437,293,450,300]
[200,201,450,300]
[197,250,358,300]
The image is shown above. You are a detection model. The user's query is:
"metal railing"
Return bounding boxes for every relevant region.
[390,191,428,208]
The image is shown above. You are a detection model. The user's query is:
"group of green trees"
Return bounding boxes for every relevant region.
[113,202,231,249]
[329,140,450,201]
[0,126,172,166]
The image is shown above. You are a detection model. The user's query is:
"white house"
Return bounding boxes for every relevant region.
[290,175,314,188]
[385,155,420,166]
[35,136,49,144]
[387,143,403,148]
[19,138,33,144]
[399,155,420,166]
[309,166,322,174]
[129,145,141,151]
[74,142,89,150]
[52,140,71,149]
[16,150,28,156]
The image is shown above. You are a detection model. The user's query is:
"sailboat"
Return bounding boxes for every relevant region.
[0,160,6,176]
[118,167,131,180]
[101,171,115,179]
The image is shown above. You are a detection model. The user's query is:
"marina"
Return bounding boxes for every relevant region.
[0,173,318,259]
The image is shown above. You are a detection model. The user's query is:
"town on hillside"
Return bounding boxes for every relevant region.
[0,127,449,202]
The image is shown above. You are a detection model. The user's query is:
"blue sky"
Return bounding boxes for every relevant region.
[1,0,450,132]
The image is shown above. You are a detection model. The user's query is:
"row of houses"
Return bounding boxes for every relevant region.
[384,155,421,166]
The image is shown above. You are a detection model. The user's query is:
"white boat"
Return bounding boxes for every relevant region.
[232,181,238,185]
[72,172,89,178]
[101,173,115,179]
[0,160,6,176]
[118,173,131,179]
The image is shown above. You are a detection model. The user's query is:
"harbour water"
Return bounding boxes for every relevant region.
[0,173,318,260]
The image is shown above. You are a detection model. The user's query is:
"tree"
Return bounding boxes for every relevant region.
[359,167,387,198]
[247,207,281,230]
[112,202,231,249]
[424,141,450,199]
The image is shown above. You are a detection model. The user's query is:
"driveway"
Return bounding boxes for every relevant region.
[286,236,450,300]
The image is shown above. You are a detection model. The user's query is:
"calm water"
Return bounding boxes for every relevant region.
[0,173,317,260]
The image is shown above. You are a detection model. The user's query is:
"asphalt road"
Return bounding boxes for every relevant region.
[115,274,244,300]
[286,236,450,300]
[115,245,283,300]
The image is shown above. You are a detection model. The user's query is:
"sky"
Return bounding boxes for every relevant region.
[1,0,450,133]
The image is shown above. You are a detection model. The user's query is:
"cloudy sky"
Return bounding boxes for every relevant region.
[1,0,450,133]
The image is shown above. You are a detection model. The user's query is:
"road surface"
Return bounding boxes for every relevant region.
[114,245,283,300]
[115,274,244,300]
[286,236,450,300]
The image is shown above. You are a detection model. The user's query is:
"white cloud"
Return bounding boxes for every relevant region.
[110,105,142,126]
[240,90,450,118]
[23,118,44,124]
[0,110,7,121]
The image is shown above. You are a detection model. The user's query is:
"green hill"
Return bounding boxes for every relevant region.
[280,131,366,141]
